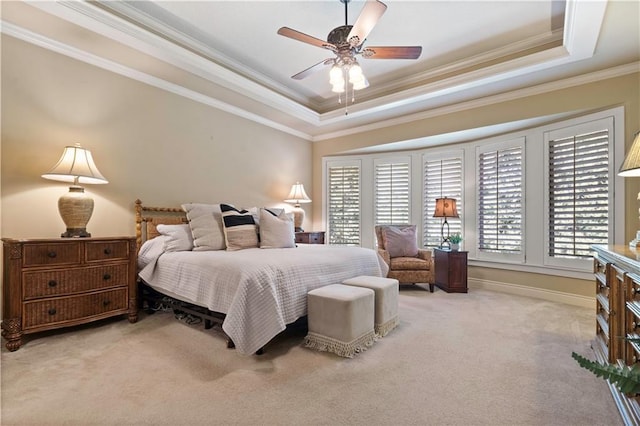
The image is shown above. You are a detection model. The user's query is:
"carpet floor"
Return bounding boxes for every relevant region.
[0,286,622,425]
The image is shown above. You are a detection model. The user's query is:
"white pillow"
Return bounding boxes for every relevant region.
[181,203,226,251]
[259,208,296,249]
[156,224,193,252]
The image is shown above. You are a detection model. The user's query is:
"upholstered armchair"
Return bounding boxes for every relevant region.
[375,225,435,292]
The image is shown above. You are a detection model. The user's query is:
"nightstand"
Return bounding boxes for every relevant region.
[295,231,325,244]
[1,237,138,351]
[434,248,468,293]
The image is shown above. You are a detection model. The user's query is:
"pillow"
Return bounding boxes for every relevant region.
[181,203,226,251]
[220,204,259,251]
[259,208,296,249]
[382,225,419,258]
[156,223,193,252]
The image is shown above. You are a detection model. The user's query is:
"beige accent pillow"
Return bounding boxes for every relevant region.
[259,208,296,249]
[156,223,193,252]
[181,203,226,251]
[382,225,419,257]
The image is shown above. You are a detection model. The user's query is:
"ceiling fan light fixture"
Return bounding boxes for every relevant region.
[329,65,344,85]
[348,63,363,82]
[331,82,346,93]
[352,76,369,91]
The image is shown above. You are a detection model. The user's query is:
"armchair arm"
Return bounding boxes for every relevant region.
[377,249,391,266]
[417,249,434,269]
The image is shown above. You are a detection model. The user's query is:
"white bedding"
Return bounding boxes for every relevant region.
[138,237,384,355]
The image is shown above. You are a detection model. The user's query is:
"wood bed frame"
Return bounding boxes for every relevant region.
[134,200,236,350]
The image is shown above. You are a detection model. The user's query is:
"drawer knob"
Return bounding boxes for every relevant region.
[48,280,57,288]
[103,248,112,255]
[103,300,111,307]
[47,251,57,258]
[103,273,111,280]
[48,308,57,315]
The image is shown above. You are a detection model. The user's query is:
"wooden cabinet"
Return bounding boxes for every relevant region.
[591,245,640,425]
[1,237,137,351]
[434,248,468,293]
[295,231,325,245]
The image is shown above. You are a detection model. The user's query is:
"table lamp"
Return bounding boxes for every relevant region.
[285,181,311,232]
[433,197,459,248]
[619,130,640,247]
[42,143,108,238]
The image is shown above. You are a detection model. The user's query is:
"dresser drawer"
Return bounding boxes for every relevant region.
[295,232,325,244]
[23,263,129,299]
[85,240,130,262]
[23,288,128,329]
[22,242,82,267]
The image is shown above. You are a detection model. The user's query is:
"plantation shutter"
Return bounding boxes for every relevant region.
[374,159,410,225]
[423,156,463,248]
[327,163,361,246]
[477,145,523,254]
[548,130,609,258]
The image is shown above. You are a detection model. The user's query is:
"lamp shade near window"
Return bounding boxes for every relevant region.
[284,181,311,232]
[618,131,640,247]
[433,197,459,247]
[42,144,108,238]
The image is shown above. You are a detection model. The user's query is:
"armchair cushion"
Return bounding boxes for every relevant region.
[381,225,419,258]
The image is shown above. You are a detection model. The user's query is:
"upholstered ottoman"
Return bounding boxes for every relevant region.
[342,276,399,337]
[305,284,376,358]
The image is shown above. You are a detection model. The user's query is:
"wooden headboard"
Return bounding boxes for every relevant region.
[134,199,187,253]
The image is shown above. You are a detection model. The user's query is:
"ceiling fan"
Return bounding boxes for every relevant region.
[277,0,422,94]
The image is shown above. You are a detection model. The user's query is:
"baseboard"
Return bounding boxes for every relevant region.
[468,278,595,309]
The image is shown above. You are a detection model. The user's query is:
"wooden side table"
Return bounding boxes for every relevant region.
[434,248,468,293]
[295,231,325,244]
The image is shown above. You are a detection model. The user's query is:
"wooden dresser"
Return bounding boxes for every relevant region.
[1,237,137,351]
[591,244,640,425]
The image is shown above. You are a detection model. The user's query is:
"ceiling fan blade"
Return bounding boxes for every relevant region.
[363,46,422,59]
[347,0,388,47]
[277,27,336,50]
[291,59,333,80]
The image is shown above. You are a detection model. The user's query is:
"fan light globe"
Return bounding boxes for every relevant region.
[329,66,343,85]
[348,64,363,82]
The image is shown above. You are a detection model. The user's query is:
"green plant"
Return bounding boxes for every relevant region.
[448,233,462,244]
[572,348,640,394]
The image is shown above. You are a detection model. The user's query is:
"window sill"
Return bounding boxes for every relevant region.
[467,259,593,280]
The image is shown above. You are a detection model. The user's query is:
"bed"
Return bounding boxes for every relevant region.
[134,200,385,355]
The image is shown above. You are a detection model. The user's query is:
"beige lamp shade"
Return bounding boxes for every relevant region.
[42,144,108,238]
[285,182,311,232]
[619,131,640,177]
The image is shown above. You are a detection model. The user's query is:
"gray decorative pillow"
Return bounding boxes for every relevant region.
[382,225,419,257]
[156,223,193,252]
[259,208,295,249]
[220,204,259,251]
[181,203,226,251]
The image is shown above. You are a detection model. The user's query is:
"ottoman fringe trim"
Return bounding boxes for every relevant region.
[304,330,377,358]
[375,315,399,337]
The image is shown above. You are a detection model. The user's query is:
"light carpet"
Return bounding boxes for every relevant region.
[0,286,621,425]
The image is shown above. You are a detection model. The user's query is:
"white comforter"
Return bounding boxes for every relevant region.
[138,238,384,355]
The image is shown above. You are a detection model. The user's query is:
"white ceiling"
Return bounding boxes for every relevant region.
[2,0,639,142]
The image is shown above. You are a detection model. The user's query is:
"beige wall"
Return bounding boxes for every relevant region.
[1,35,312,239]
[312,72,640,298]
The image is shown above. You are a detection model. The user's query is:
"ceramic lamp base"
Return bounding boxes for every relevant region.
[292,205,305,233]
[58,186,94,238]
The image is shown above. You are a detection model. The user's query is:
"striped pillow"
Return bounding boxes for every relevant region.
[220,204,259,251]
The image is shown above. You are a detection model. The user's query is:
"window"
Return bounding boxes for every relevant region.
[326,161,361,246]
[374,158,410,225]
[476,139,524,261]
[544,117,613,267]
[423,153,463,248]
